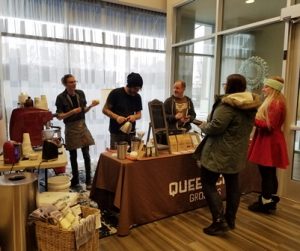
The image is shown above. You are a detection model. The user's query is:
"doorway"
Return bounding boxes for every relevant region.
[281,21,300,201]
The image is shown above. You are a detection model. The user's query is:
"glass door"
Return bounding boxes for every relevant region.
[282,22,300,201]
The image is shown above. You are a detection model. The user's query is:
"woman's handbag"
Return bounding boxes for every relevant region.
[192,135,208,167]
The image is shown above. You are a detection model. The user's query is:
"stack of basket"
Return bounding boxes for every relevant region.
[35,206,99,251]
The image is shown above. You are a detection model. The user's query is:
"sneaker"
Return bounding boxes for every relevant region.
[203,221,229,236]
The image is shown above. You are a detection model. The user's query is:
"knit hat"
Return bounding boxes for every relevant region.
[127,72,143,88]
[264,78,283,92]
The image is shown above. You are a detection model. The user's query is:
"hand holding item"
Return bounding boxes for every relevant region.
[181,115,190,123]
[126,114,136,123]
[91,99,100,107]
[175,112,183,120]
[116,115,127,124]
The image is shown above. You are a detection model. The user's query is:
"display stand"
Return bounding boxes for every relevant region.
[147,99,171,156]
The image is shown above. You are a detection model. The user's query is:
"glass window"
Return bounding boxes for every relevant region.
[220,22,285,93]
[176,0,216,43]
[223,0,286,30]
[174,39,215,120]
[1,0,166,162]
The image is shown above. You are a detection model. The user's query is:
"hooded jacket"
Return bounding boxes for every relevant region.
[195,92,261,174]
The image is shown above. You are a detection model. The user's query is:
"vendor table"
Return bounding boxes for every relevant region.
[0,147,68,191]
[90,151,260,236]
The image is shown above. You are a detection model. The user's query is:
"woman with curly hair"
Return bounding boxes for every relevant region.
[248,76,289,213]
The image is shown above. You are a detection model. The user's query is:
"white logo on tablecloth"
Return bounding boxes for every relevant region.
[169,176,225,202]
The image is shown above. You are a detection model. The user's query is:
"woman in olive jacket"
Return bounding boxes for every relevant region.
[194,74,261,236]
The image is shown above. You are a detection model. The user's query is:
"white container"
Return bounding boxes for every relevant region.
[18,92,28,105]
[40,95,48,110]
[48,176,71,192]
[34,97,42,109]
[22,133,33,157]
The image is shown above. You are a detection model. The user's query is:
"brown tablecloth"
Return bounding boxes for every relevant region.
[90,152,260,236]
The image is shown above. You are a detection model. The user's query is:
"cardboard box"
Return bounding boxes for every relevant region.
[184,134,193,151]
[176,134,186,152]
[189,133,201,149]
[169,135,178,153]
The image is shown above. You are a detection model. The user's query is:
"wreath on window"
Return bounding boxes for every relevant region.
[238,56,269,91]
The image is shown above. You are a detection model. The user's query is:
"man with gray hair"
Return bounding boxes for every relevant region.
[164,80,196,134]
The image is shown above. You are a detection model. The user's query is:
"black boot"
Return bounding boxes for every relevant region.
[224,214,235,230]
[203,219,229,236]
[248,196,274,214]
[70,169,79,187]
[269,195,280,210]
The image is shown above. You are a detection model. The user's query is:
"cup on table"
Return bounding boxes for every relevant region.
[117,141,128,160]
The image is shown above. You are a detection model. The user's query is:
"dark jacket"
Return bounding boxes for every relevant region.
[164,95,196,133]
[195,92,261,174]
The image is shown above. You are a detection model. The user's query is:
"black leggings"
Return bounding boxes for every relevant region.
[258,165,278,199]
[201,166,240,222]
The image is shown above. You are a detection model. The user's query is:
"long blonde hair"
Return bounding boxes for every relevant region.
[256,76,286,127]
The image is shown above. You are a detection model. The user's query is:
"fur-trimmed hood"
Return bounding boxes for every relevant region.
[222,92,261,110]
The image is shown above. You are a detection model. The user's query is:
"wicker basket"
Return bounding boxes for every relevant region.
[35,206,99,251]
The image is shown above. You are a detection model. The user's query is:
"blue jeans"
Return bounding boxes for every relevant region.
[201,166,240,222]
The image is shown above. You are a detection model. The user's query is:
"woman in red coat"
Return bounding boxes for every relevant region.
[248,76,289,213]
